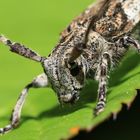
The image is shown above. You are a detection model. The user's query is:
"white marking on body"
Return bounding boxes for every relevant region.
[123,0,140,24]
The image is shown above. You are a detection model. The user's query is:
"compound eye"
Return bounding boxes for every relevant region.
[69,62,80,76]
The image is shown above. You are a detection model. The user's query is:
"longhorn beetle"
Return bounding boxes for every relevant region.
[0,0,140,134]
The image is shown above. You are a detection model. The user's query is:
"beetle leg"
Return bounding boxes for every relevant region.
[0,35,46,62]
[94,52,110,115]
[0,73,49,134]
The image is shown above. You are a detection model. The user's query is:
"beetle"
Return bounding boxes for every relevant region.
[0,0,140,134]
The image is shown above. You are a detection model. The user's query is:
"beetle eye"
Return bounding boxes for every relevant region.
[69,62,80,76]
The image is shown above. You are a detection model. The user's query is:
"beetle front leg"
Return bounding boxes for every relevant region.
[94,53,110,115]
[117,36,140,52]
[0,73,49,134]
[127,36,140,52]
[0,35,45,62]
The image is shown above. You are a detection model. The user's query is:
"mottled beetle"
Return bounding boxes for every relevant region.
[0,0,140,134]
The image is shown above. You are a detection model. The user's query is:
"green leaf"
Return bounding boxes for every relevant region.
[0,0,139,140]
[0,51,139,140]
